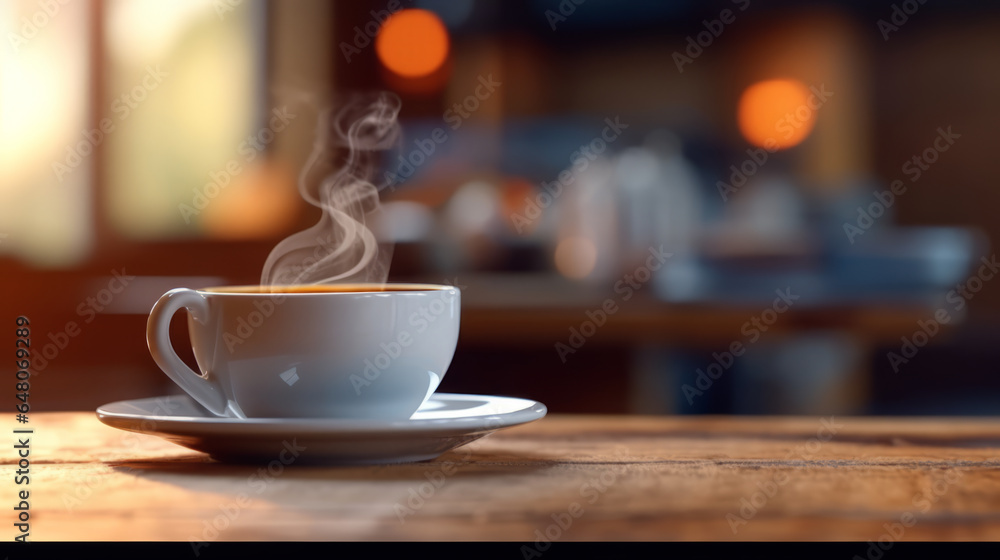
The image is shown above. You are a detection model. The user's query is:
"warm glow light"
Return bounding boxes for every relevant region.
[500,178,537,234]
[376,9,449,78]
[106,0,257,239]
[201,162,299,239]
[0,53,66,183]
[1,0,92,266]
[444,180,497,234]
[737,78,816,150]
[107,0,216,65]
[554,237,598,279]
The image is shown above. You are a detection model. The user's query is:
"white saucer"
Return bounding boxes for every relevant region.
[96,393,547,464]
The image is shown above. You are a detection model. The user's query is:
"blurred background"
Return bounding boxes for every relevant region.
[3,0,1000,415]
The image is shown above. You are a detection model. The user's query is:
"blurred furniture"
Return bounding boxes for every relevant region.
[3,228,977,415]
[2,251,950,414]
[32,411,1000,540]
[642,226,985,414]
[431,272,953,415]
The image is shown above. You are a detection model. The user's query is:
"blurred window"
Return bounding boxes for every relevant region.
[0,0,270,268]
[105,0,268,240]
[0,0,93,266]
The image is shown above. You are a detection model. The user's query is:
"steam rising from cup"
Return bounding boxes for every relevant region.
[260,93,402,287]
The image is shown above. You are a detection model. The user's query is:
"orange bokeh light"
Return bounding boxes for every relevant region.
[554,237,598,280]
[737,79,816,150]
[376,9,450,78]
[500,177,537,233]
[201,161,299,240]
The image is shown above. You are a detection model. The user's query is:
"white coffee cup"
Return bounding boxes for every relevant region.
[146,283,460,419]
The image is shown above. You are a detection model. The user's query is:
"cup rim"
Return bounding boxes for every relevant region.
[198,283,457,295]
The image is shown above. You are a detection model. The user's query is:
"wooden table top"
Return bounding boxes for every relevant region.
[12,412,1000,542]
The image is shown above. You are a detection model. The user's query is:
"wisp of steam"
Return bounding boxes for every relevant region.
[260,92,402,287]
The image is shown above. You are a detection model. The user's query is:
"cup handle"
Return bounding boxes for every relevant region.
[146,288,233,417]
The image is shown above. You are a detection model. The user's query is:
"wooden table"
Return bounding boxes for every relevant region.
[13,412,1000,541]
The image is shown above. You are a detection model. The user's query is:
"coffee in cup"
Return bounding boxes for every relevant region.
[146,283,460,419]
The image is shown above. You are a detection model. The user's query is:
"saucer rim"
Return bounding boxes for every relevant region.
[95,393,547,435]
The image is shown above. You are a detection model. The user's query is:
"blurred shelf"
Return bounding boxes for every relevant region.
[405,273,948,347]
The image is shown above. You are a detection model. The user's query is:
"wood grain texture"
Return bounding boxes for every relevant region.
[9,413,1000,541]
